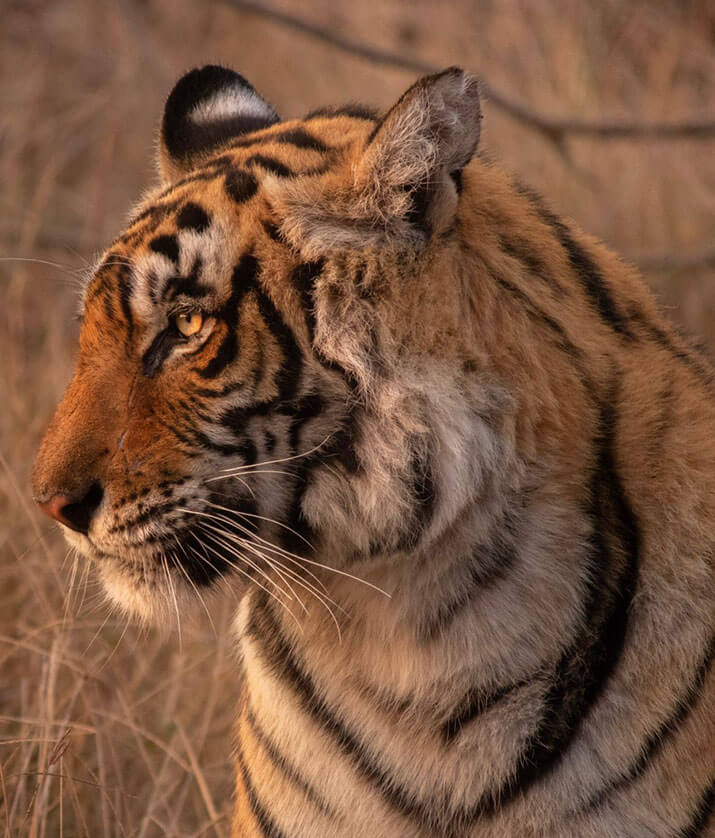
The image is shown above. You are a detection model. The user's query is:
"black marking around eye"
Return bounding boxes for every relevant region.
[224,169,258,203]
[150,234,180,265]
[142,330,180,377]
[198,253,259,378]
[245,154,293,177]
[176,202,211,232]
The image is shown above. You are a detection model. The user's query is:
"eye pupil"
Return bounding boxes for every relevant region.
[175,310,203,336]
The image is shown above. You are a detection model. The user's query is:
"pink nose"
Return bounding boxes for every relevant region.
[38,494,78,529]
[36,484,103,535]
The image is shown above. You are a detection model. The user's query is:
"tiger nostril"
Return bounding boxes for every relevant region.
[37,482,104,535]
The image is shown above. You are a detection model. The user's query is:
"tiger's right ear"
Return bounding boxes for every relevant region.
[158,65,279,183]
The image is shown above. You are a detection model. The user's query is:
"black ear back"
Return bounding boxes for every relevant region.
[160,65,279,178]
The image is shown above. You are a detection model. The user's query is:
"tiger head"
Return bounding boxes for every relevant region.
[32,65,495,621]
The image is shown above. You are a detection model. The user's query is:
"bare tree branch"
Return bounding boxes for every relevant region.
[218,0,715,141]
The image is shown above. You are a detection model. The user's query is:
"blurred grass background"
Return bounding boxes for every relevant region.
[1,0,713,835]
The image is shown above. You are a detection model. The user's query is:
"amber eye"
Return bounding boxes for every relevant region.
[174,310,204,337]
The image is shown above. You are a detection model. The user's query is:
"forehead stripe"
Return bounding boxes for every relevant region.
[150,234,180,265]
[224,169,258,203]
[245,154,293,177]
[177,202,211,232]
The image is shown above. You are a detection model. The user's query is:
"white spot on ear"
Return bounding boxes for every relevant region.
[189,85,277,125]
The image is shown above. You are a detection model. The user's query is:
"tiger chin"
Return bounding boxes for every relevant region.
[32,65,714,837]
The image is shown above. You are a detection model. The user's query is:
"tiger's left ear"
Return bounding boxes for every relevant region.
[158,65,279,183]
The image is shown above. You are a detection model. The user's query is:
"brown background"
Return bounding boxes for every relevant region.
[1,1,713,834]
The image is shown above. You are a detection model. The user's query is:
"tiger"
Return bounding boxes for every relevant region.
[32,64,713,837]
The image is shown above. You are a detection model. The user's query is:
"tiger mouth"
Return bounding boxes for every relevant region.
[67,508,262,591]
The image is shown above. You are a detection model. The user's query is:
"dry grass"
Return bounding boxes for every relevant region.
[1,0,713,834]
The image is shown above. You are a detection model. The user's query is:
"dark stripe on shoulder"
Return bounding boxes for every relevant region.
[236,743,288,838]
[581,636,714,813]
[498,235,565,295]
[677,780,714,838]
[245,703,337,818]
[491,274,597,395]
[517,185,635,339]
[472,383,641,810]
[629,310,715,393]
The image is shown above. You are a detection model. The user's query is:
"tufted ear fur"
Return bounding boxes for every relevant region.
[271,68,481,255]
[158,65,279,183]
[357,67,481,235]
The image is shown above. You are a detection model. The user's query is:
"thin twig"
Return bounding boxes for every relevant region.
[217,0,715,141]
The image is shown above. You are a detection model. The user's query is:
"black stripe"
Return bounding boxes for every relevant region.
[221,399,276,431]
[120,199,182,241]
[245,703,337,818]
[198,328,238,379]
[582,637,714,812]
[273,127,329,152]
[629,310,714,393]
[224,168,258,203]
[419,529,520,642]
[154,156,234,202]
[518,186,636,339]
[320,410,361,476]
[251,284,303,402]
[678,780,714,838]
[246,592,441,828]
[287,392,324,453]
[116,263,135,344]
[396,441,436,550]
[198,253,259,379]
[491,274,597,395]
[245,154,293,177]
[280,456,317,556]
[163,257,211,301]
[470,384,641,812]
[262,220,284,244]
[441,677,534,743]
[142,330,180,378]
[176,202,211,232]
[305,104,378,121]
[236,743,287,838]
[291,259,325,344]
[149,234,180,265]
[498,235,565,295]
[314,348,359,390]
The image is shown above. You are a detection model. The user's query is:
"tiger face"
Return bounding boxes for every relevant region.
[32,66,486,620]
